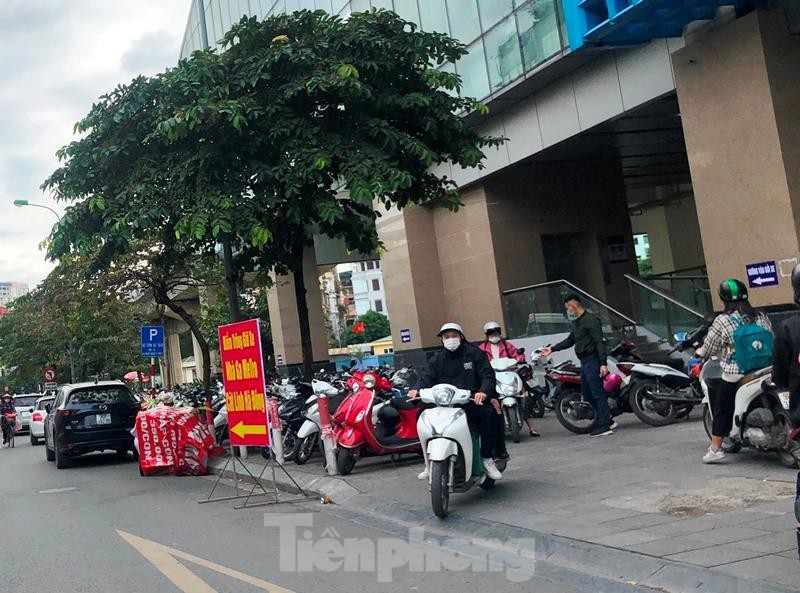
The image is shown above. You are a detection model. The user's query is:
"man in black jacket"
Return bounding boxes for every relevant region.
[540,294,615,437]
[409,322,504,481]
[772,263,800,425]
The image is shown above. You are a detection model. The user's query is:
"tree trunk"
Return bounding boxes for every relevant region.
[292,244,314,378]
[158,292,214,429]
[221,236,242,322]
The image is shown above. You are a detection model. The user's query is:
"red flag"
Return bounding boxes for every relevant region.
[352,321,366,334]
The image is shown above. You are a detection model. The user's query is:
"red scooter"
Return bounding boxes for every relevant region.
[332,370,420,475]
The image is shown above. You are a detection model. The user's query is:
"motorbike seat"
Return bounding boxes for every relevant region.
[738,367,771,387]
[377,434,418,447]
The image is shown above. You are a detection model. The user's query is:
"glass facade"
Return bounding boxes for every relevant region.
[181,0,568,101]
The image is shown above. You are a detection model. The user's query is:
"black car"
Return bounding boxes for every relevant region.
[44,381,140,469]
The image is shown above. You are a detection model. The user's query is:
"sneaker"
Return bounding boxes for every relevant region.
[702,447,726,464]
[482,458,503,480]
[417,469,429,480]
[610,421,618,430]
[589,425,614,437]
[529,430,541,438]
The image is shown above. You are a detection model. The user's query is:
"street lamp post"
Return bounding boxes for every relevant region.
[13,199,61,221]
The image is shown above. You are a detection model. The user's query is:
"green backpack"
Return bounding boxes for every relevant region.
[731,313,773,373]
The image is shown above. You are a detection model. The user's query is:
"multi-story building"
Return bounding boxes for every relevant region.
[182,1,800,370]
[0,282,29,307]
[350,260,388,318]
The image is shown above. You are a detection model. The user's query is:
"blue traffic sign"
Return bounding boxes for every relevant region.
[745,261,779,288]
[400,329,411,344]
[141,326,165,357]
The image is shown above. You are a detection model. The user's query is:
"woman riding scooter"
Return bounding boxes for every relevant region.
[479,321,540,438]
[697,279,773,464]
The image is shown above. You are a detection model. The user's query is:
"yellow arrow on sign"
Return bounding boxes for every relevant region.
[118,530,296,593]
[230,421,268,439]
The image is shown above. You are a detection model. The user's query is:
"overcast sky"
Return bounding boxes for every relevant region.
[0,0,190,288]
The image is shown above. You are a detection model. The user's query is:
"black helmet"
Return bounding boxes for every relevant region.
[792,263,800,306]
[719,279,748,303]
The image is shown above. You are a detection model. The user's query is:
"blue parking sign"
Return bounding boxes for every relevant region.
[141,326,165,357]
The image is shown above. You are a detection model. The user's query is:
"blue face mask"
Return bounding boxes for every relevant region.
[567,312,577,321]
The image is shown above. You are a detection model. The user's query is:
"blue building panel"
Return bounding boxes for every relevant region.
[562,0,748,51]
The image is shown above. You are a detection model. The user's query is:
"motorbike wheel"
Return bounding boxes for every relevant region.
[702,404,741,453]
[292,434,317,465]
[336,447,357,476]
[529,393,546,418]
[629,380,678,427]
[676,406,693,419]
[282,429,297,456]
[775,411,800,469]
[554,387,595,434]
[506,407,521,443]
[430,459,450,519]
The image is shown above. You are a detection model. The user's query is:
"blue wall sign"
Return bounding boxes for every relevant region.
[745,261,779,288]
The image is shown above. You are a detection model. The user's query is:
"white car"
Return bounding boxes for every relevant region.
[29,395,54,445]
[13,394,41,434]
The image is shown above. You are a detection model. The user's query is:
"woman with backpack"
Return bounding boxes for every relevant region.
[697,279,773,464]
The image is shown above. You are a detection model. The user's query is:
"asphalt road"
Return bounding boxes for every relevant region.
[2,437,653,593]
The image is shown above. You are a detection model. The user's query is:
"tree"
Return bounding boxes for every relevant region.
[0,257,146,389]
[44,9,502,377]
[344,310,391,345]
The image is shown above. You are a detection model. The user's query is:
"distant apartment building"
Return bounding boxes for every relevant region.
[351,260,388,318]
[0,282,29,307]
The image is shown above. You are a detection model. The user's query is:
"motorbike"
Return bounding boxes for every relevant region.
[524,349,559,417]
[553,340,638,434]
[417,384,508,518]
[332,371,420,475]
[491,357,525,443]
[292,377,346,465]
[701,359,800,468]
[623,324,710,426]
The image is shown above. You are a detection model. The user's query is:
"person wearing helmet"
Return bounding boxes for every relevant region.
[1,392,15,446]
[409,322,504,481]
[479,321,540,438]
[697,279,772,464]
[772,263,800,426]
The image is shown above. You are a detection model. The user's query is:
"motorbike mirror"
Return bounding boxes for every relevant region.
[673,332,689,342]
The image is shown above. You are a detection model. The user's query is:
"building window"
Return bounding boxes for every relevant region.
[179,331,195,361]
[447,0,481,43]
[370,0,393,10]
[372,279,380,291]
[485,15,523,91]
[375,261,380,269]
[393,0,420,27]
[516,0,561,70]
[457,39,490,100]
[367,261,375,270]
[375,300,384,312]
[360,262,366,271]
[479,0,515,30]
[419,1,449,33]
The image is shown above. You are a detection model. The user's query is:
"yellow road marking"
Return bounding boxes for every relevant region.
[117,530,297,593]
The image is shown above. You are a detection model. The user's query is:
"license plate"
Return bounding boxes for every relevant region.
[96,413,112,425]
[779,392,791,410]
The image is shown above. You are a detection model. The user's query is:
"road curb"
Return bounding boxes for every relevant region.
[207,457,796,593]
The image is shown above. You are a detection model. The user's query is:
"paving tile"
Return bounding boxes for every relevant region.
[688,525,772,545]
[666,543,767,567]
[624,536,716,557]
[738,513,798,533]
[596,512,675,531]
[715,553,800,587]
[730,531,799,554]
[642,518,719,537]
[591,530,667,548]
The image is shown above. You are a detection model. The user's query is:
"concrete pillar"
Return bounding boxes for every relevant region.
[673,8,800,308]
[266,247,329,370]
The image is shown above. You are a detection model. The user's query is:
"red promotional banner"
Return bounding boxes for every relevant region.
[218,319,270,447]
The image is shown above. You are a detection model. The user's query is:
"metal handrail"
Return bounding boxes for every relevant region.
[502,279,638,326]
[624,274,705,319]
[647,265,707,279]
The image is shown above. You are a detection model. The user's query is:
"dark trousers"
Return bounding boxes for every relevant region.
[464,401,500,459]
[709,378,738,437]
[580,355,612,429]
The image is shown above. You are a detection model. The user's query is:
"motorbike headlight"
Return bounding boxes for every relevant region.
[363,375,376,389]
[433,386,455,406]
[502,384,518,397]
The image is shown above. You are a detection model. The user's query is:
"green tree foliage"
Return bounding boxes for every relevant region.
[44,9,502,376]
[199,287,273,366]
[0,257,146,390]
[344,310,391,345]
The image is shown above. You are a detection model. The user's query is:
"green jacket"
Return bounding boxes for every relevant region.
[552,311,607,365]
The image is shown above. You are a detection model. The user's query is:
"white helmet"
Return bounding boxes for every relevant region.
[483,321,501,334]
[437,322,464,337]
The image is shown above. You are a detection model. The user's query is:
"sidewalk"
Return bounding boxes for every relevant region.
[210,413,800,593]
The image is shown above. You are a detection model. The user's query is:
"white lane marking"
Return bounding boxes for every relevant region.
[38,487,78,494]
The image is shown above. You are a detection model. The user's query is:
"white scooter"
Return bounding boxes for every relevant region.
[417,384,508,518]
[700,359,800,467]
[293,379,342,465]
[491,358,525,443]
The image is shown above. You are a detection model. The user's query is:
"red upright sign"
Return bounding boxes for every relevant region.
[218,319,270,447]
[44,368,56,382]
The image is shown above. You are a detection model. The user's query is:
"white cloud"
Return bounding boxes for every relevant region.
[0,0,190,287]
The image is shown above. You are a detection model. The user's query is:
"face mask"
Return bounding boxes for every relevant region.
[443,337,461,351]
[567,312,577,321]
[488,335,501,344]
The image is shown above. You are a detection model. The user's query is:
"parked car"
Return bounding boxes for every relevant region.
[29,395,55,445]
[44,381,139,469]
[13,394,42,434]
